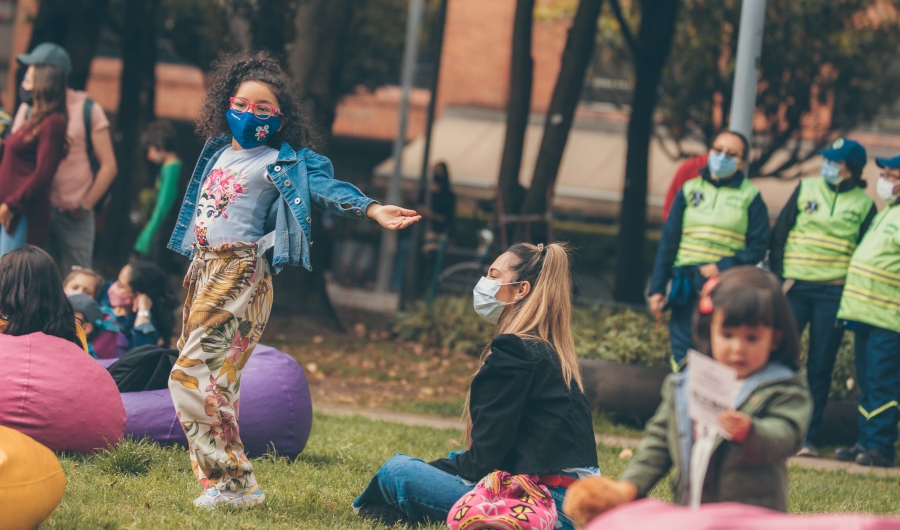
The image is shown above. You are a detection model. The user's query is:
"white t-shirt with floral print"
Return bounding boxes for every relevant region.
[193,145,281,248]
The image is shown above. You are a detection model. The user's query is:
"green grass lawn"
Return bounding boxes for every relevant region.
[43,413,900,529]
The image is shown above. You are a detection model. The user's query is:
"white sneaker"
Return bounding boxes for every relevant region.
[193,486,266,509]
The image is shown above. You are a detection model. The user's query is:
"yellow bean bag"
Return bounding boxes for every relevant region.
[0,425,66,530]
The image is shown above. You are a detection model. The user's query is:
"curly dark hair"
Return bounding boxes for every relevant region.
[0,245,80,349]
[194,51,323,150]
[142,120,179,152]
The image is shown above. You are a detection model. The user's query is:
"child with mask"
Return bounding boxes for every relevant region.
[649,130,770,369]
[834,152,900,468]
[768,137,876,458]
[166,51,419,509]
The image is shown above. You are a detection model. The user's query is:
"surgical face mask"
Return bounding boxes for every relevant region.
[473,277,520,324]
[707,150,739,180]
[821,159,844,185]
[225,109,281,149]
[876,177,900,205]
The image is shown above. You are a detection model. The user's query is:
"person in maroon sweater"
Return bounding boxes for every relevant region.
[0,62,68,256]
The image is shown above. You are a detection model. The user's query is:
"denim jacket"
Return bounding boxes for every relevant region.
[168,135,377,273]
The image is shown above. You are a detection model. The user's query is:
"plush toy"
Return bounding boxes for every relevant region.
[562,476,638,529]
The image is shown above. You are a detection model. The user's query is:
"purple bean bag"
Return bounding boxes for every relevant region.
[102,345,313,457]
[0,333,126,453]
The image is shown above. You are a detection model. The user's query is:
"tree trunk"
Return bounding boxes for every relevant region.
[102,0,157,265]
[519,0,604,222]
[497,0,534,215]
[287,0,354,145]
[613,0,680,304]
[268,0,355,332]
[27,0,110,90]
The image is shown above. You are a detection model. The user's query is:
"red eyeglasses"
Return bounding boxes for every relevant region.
[229,97,282,119]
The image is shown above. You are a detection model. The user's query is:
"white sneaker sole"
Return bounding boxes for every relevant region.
[193,490,266,509]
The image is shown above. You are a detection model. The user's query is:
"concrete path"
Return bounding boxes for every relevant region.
[316,403,900,477]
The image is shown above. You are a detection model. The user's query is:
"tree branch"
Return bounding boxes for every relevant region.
[610,0,638,58]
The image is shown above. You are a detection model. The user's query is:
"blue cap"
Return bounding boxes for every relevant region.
[16,42,72,76]
[875,153,900,169]
[820,137,867,168]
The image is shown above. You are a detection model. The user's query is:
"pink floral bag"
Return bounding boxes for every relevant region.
[447,470,558,530]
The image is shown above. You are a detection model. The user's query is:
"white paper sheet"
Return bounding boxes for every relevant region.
[687,349,737,438]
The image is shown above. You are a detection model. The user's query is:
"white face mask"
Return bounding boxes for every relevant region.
[876,177,900,205]
[473,277,521,324]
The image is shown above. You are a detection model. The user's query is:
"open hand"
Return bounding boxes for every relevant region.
[718,411,752,442]
[133,293,153,313]
[367,204,421,230]
[699,263,720,279]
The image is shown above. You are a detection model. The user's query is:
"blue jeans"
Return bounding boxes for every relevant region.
[852,323,900,458]
[0,217,27,257]
[787,281,845,447]
[353,454,577,529]
[669,295,696,367]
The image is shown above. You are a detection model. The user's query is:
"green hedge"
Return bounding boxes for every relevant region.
[397,296,857,401]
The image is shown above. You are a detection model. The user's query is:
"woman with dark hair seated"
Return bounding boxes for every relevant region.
[0,245,82,349]
[98,260,177,348]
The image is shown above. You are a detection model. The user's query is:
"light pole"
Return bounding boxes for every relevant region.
[374,0,426,293]
[728,0,766,142]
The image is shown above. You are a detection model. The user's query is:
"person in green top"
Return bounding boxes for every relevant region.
[768,137,876,458]
[833,153,900,468]
[134,121,182,261]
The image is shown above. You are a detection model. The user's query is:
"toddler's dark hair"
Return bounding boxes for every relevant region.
[142,120,179,153]
[692,266,800,370]
[194,50,323,151]
[0,245,80,348]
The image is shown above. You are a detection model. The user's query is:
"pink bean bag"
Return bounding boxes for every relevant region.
[585,499,900,530]
[0,333,126,453]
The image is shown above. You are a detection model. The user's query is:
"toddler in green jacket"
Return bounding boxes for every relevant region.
[564,266,812,527]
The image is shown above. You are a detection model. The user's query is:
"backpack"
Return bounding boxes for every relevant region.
[447,471,558,530]
[106,345,178,393]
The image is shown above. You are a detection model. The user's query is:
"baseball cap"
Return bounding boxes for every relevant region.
[875,153,900,170]
[69,293,103,326]
[820,137,867,168]
[17,42,72,76]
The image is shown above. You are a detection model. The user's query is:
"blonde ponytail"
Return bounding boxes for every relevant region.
[463,242,582,446]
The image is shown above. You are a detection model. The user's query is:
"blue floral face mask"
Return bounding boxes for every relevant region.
[226,109,281,149]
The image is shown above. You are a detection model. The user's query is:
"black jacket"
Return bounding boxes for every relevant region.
[430,334,598,482]
[768,180,878,279]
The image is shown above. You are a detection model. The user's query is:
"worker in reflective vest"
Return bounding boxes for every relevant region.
[649,130,770,368]
[769,137,876,458]
[833,153,900,468]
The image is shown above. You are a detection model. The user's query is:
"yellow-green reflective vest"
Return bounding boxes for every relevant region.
[674,176,760,267]
[783,178,873,282]
[837,205,900,333]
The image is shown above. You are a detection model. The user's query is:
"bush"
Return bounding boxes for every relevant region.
[397,296,857,400]
[574,308,671,369]
[397,297,494,355]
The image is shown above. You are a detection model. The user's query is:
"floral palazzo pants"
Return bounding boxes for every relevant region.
[170,243,274,491]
